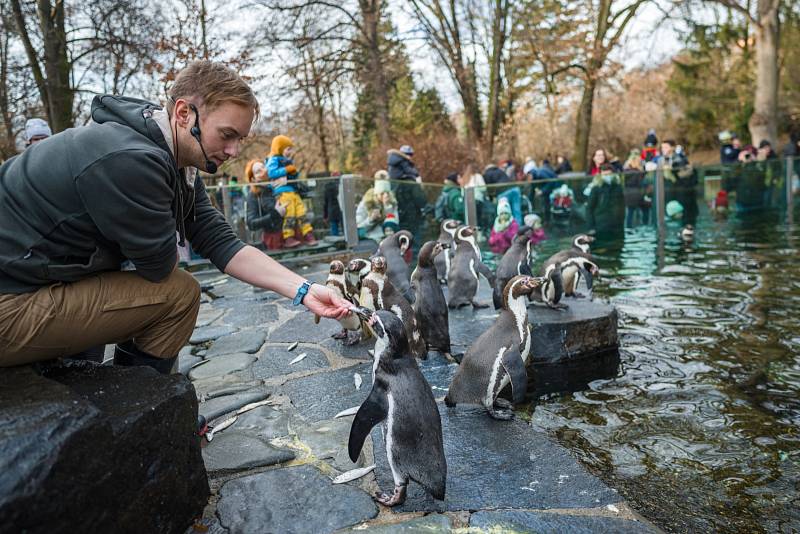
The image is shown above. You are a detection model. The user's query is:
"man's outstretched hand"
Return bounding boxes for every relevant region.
[304,283,352,319]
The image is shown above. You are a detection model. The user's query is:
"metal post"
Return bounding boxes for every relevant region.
[787,157,795,224]
[340,174,359,248]
[220,183,232,226]
[464,186,478,228]
[654,167,665,235]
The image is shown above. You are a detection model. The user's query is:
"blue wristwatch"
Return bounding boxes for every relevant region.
[293,280,314,306]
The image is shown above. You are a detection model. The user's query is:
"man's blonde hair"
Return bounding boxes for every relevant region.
[167,61,259,120]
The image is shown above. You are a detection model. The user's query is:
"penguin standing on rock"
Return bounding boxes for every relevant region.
[557,256,599,298]
[435,220,460,284]
[411,241,451,357]
[445,276,543,420]
[348,307,446,507]
[447,226,495,309]
[493,226,534,310]
[539,233,595,302]
[374,230,415,303]
[315,260,362,344]
[529,262,566,309]
[361,257,427,359]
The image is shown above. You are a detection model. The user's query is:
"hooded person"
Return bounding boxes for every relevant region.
[23,118,52,147]
[387,145,427,235]
[356,170,400,242]
[266,135,317,248]
[434,172,465,223]
[524,213,547,245]
[488,197,519,254]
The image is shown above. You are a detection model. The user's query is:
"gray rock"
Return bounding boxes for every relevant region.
[223,302,279,328]
[198,388,271,421]
[179,345,194,357]
[295,417,362,471]
[278,364,372,423]
[205,330,267,358]
[372,403,619,513]
[207,279,252,299]
[0,363,208,533]
[252,346,330,379]
[234,405,291,440]
[179,354,203,376]
[195,306,224,328]
[268,311,342,344]
[190,324,238,344]
[320,335,375,361]
[217,465,377,534]
[528,299,618,363]
[470,510,657,534]
[417,352,458,396]
[189,353,256,381]
[340,514,452,533]
[202,432,295,473]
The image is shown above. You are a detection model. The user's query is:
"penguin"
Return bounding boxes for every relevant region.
[540,233,595,301]
[528,262,567,309]
[346,258,371,299]
[348,307,446,507]
[315,260,362,344]
[361,256,427,359]
[445,276,543,420]
[434,219,460,284]
[493,226,534,310]
[447,226,495,309]
[680,224,695,242]
[558,256,599,298]
[374,230,415,303]
[411,240,451,357]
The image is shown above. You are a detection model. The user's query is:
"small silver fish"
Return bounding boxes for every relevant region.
[354,372,362,390]
[191,359,209,369]
[332,465,375,484]
[289,352,307,365]
[288,341,299,351]
[334,406,360,418]
[236,399,271,415]
[206,415,238,442]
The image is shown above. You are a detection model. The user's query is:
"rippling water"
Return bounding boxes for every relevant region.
[515,207,800,532]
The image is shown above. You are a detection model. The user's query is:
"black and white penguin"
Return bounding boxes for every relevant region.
[361,256,427,359]
[493,226,534,310]
[540,233,595,301]
[346,258,371,299]
[315,260,362,344]
[529,262,566,309]
[559,256,599,298]
[411,241,451,357]
[447,226,495,309]
[434,219,460,284]
[445,276,542,420]
[348,307,446,507]
[680,224,695,242]
[374,230,415,303]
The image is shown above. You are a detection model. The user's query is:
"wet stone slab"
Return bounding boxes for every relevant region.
[251,346,330,380]
[320,335,375,361]
[371,403,620,513]
[205,330,267,358]
[294,416,363,471]
[202,432,295,474]
[470,510,657,534]
[233,405,291,440]
[216,465,377,534]
[222,302,279,329]
[195,306,225,328]
[277,364,372,423]
[418,352,458,396]
[528,299,618,364]
[340,514,452,533]
[190,325,238,345]
[178,354,203,376]
[268,311,342,344]
[188,353,257,382]
[197,388,271,421]
[447,307,498,353]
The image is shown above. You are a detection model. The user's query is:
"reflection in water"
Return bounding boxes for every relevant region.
[525,206,800,532]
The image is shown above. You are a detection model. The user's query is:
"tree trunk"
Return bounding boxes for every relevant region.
[484,0,509,160]
[360,0,391,146]
[573,75,597,172]
[37,0,73,132]
[748,0,780,145]
[454,62,483,149]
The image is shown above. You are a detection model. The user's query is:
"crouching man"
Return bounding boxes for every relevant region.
[0,61,350,372]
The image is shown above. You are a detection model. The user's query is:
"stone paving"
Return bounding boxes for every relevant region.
[184,265,660,533]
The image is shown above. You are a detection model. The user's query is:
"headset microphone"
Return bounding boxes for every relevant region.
[188,103,218,174]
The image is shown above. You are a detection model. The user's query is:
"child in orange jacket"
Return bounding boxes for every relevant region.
[266,135,317,247]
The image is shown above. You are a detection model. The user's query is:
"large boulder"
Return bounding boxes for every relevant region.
[0,362,209,534]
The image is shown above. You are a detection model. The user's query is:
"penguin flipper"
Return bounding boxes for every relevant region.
[500,347,528,404]
[348,382,389,462]
[579,266,593,290]
[476,260,496,285]
[518,260,532,277]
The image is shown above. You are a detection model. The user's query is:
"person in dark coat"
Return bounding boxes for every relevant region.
[587,164,625,237]
[719,130,740,164]
[658,140,698,225]
[387,145,428,235]
[555,155,572,175]
[622,152,651,226]
[245,159,285,249]
[323,174,343,236]
[482,163,509,185]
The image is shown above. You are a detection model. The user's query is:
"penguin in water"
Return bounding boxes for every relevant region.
[315,260,362,344]
[361,256,427,359]
[493,226,534,310]
[447,226,495,309]
[374,230,415,303]
[348,307,446,507]
[411,240,452,358]
[680,224,695,242]
[557,256,599,298]
[434,219,460,284]
[445,276,543,420]
[528,262,567,309]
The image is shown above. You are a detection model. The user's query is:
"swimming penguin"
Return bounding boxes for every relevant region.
[348,307,446,507]
[411,241,451,357]
[315,260,362,344]
[447,226,495,309]
[374,230,415,303]
[445,276,543,420]
[361,256,427,359]
[434,220,460,284]
[528,262,566,309]
[493,226,534,310]
[558,256,599,298]
[680,224,695,242]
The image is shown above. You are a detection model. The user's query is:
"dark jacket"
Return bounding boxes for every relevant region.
[622,170,649,208]
[555,159,572,174]
[0,95,244,294]
[483,164,509,185]
[387,149,419,181]
[387,150,427,233]
[246,187,283,232]
[323,179,342,223]
[720,144,740,165]
[587,180,625,232]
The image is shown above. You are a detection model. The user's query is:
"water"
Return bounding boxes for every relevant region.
[519,207,800,532]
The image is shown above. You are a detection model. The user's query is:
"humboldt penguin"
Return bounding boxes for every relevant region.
[558,256,599,298]
[445,276,542,420]
[374,230,415,303]
[434,219,460,284]
[346,258,371,299]
[493,226,534,310]
[361,256,427,359]
[540,233,595,301]
[411,241,451,357]
[315,260,362,344]
[529,262,566,309]
[447,226,495,309]
[348,307,446,506]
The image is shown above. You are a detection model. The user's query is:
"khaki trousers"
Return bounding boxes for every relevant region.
[0,268,200,367]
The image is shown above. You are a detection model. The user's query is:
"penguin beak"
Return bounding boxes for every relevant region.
[439,242,450,249]
[352,305,374,322]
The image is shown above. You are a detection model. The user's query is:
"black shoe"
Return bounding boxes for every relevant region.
[65,345,107,363]
[114,341,176,375]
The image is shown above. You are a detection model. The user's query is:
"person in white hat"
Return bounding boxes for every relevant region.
[24,118,52,147]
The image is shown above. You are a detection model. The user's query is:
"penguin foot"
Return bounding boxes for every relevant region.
[571,292,586,299]
[343,331,361,346]
[332,329,348,340]
[375,485,407,507]
[488,407,515,420]
[547,302,569,310]
[471,300,490,309]
[493,398,513,409]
